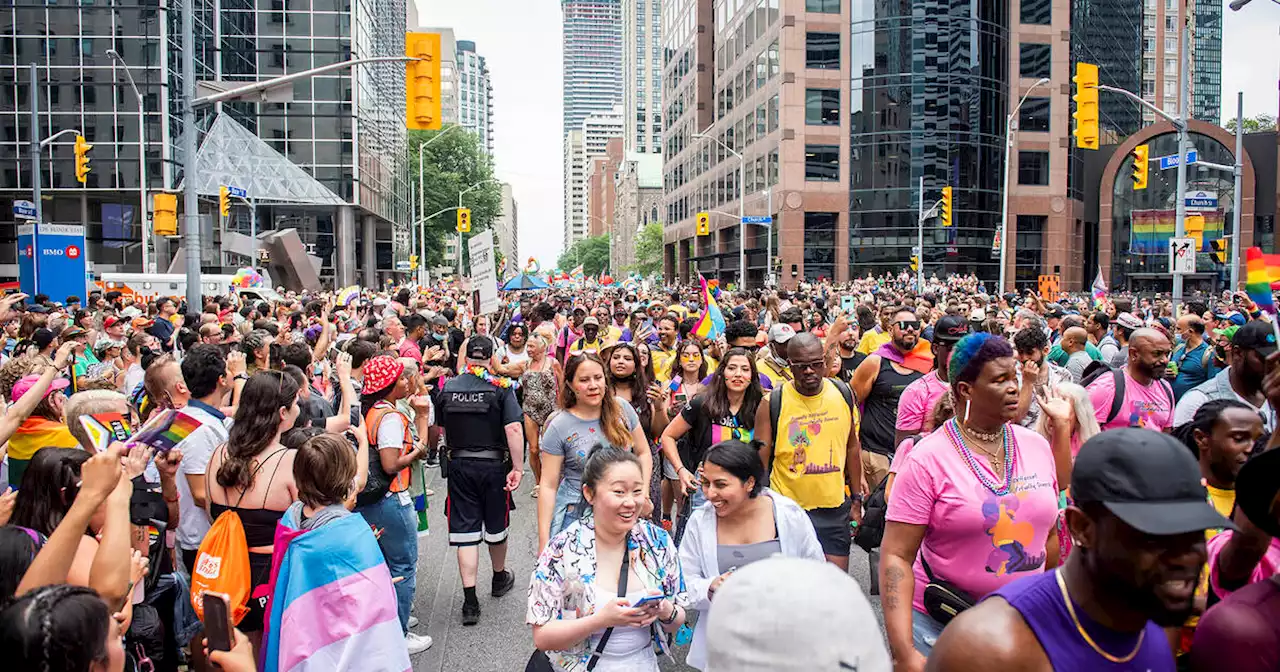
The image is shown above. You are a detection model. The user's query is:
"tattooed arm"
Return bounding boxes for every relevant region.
[880,521,928,672]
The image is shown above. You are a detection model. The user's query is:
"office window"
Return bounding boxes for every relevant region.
[805,144,840,181]
[805,0,839,12]
[805,32,840,69]
[1017,151,1050,186]
[1019,43,1050,79]
[1018,97,1050,132]
[1020,0,1050,24]
[805,88,839,125]
[804,212,837,281]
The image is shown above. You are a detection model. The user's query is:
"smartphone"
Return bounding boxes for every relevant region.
[630,593,665,609]
[201,591,234,653]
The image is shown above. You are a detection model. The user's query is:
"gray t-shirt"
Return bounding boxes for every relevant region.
[1065,350,1093,383]
[540,399,641,491]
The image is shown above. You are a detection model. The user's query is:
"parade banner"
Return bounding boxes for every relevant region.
[1130,209,1224,254]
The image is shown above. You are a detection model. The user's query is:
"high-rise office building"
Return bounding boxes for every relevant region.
[0,0,409,286]
[561,0,623,135]
[456,40,494,155]
[622,0,663,154]
[1071,0,1145,139]
[1136,0,1220,125]
[565,106,623,247]
[495,182,518,265]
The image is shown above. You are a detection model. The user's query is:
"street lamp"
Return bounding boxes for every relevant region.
[999,77,1051,293]
[417,124,462,285]
[692,131,746,288]
[106,49,151,274]
[457,178,500,279]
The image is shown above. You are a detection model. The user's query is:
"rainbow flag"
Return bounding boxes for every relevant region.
[127,409,204,454]
[1246,247,1276,313]
[337,285,360,307]
[569,265,585,282]
[692,274,726,340]
[1091,268,1107,309]
[707,278,723,301]
[262,513,409,672]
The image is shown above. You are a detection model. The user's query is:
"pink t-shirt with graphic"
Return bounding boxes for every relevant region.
[896,372,950,431]
[886,423,1060,613]
[1086,370,1174,432]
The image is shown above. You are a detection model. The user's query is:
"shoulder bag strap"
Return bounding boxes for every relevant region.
[585,547,630,671]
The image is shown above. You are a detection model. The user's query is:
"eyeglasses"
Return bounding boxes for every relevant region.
[790,359,827,373]
[895,320,921,332]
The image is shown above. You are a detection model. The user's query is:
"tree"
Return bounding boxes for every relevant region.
[630,222,664,277]
[1224,114,1277,133]
[407,125,503,271]
[557,234,611,277]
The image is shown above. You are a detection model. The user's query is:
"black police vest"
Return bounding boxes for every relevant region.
[441,380,506,453]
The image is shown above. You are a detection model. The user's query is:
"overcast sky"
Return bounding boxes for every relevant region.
[415,0,1280,268]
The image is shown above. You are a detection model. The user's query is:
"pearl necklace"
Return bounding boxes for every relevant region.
[944,418,1016,496]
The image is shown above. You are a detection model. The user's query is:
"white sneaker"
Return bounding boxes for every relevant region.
[407,615,420,628]
[406,631,433,655]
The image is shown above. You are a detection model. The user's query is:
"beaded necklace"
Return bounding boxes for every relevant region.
[943,418,1017,496]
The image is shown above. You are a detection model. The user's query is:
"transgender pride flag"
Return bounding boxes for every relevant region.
[261,513,410,672]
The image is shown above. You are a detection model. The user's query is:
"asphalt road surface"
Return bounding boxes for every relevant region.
[406,467,886,671]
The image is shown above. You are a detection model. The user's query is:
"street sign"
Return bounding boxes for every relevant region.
[12,200,36,220]
[741,216,773,225]
[395,260,411,271]
[1184,190,1218,212]
[227,186,247,199]
[1169,237,1197,274]
[1157,149,1198,170]
[911,245,921,256]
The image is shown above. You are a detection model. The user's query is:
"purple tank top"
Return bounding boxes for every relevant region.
[990,569,1174,671]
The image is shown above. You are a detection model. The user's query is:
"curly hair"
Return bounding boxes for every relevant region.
[0,353,50,401]
[948,332,1015,388]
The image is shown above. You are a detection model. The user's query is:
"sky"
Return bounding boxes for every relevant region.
[415,0,1280,268]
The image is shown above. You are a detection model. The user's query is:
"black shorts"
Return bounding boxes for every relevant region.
[806,498,853,558]
[444,458,512,547]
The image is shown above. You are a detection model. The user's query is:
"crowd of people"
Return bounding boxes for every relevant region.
[0,274,1278,672]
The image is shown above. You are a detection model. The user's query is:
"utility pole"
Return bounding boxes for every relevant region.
[28,64,41,292]
[1231,91,1243,290]
[1171,2,1190,306]
[181,0,200,311]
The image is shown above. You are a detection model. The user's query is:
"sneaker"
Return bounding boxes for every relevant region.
[492,569,516,598]
[405,632,434,655]
[407,615,420,628]
[461,601,481,626]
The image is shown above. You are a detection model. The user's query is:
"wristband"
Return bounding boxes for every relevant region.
[659,603,680,625]
[234,374,248,382]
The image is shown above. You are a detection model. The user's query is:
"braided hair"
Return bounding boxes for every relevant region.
[0,584,111,672]
[1173,398,1257,458]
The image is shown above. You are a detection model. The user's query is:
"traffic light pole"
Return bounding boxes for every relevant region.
[1171,7,1191,307]
[28,63,41,293]
[1231,91,1244,290]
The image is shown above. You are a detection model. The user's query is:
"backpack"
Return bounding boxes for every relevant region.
[767,378,856,476]
[1080,362,1174,426]
[854,435,916,553]
[189,509,252,625]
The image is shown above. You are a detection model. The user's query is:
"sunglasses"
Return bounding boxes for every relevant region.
[790,359,827,373]
[895,320,921,331]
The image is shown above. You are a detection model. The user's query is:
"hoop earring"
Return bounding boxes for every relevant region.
[964,400,971,424]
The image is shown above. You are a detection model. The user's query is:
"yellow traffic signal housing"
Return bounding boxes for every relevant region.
[74,135,92,183]
[410,254,419,271]
[219,185,230,218]
[406,33,442,131]
[153,193,178,236]
[1073,62,1100,150]
[696,212,710,236]
[1185,214,1206,249]
[939,187,953,227]
[1211,239,1228,263]
[457,207,472,233]
[910,254,919,272]
[1130,144,1149,190]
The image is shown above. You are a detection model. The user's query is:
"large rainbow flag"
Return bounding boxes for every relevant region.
[261,513,410,672]
[1246,247,1277,314]
[1130,210,1225,254]
[692,274,726,340]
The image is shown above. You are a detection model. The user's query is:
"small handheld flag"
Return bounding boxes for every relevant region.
[1246,247,1276,314]
[692,275,726,340]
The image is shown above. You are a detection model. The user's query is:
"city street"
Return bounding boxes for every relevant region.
[406,468,885,671]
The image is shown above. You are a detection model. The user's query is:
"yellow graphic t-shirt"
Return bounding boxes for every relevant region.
[1183,484,1236,640]
[770,380,857,510]
[650,344,677,383]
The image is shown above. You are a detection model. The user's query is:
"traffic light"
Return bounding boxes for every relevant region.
[1073,62,1100,150]
[73,135,91,184]
[409,254,419,271]
[1211,239,1228,264]
[406,32,442,131]
[457,207,472,233]
[1185,214,1206,249]
[910,253,919,272]
[1130,144,1149,190]
[153,193,178,236]
[219,185,230,218]
[696,211,710,236]
[939,186,953,227]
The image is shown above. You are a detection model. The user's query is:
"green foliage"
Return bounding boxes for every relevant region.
[630,222,664,278]
[407,125,502,270]
[1224,114,1277,133]
[557,234,611,277]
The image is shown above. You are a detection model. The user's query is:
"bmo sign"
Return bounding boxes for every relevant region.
[18,224,87,301]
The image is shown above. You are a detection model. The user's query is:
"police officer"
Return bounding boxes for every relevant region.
[437,336,525,626]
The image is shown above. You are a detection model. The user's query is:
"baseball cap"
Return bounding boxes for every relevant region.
[466,336,495,361]
[1232,320,1278,357]
[60,326,86,340]
[705,557,891,672]
[932,315,970,344]
[12,373,70,401]
[767,323,796,344]
[32,328,56,351]
[1115,312,1144,331]
[131,317,155,330]
[1234,446,1280,538]
[1071,428,1233,536]
[103,316,122,329]
[120,306,142,319]
[1213,325,1240,341]
[1046,304,1065,319]
[969,308,987,322]
[582,316,600,328]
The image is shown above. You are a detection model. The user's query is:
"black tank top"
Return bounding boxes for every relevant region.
[859,357,922,456]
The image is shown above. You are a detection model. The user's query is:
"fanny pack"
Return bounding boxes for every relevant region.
[920,554,975,625]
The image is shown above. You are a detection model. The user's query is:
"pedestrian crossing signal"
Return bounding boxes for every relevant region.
[457,207,472,233]
[1211,239,1228,264]
[696,212,710,236]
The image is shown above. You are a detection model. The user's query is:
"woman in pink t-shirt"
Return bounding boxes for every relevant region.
[880,333,1060,672]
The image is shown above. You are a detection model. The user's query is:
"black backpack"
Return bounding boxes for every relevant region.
[766,378,856,478]
[854,435,914,553]
[1080,361,1173,425]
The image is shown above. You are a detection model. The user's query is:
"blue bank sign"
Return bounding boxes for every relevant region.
[18,224,87,302]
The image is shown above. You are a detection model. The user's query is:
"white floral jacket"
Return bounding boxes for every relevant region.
[526,514,690,672]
